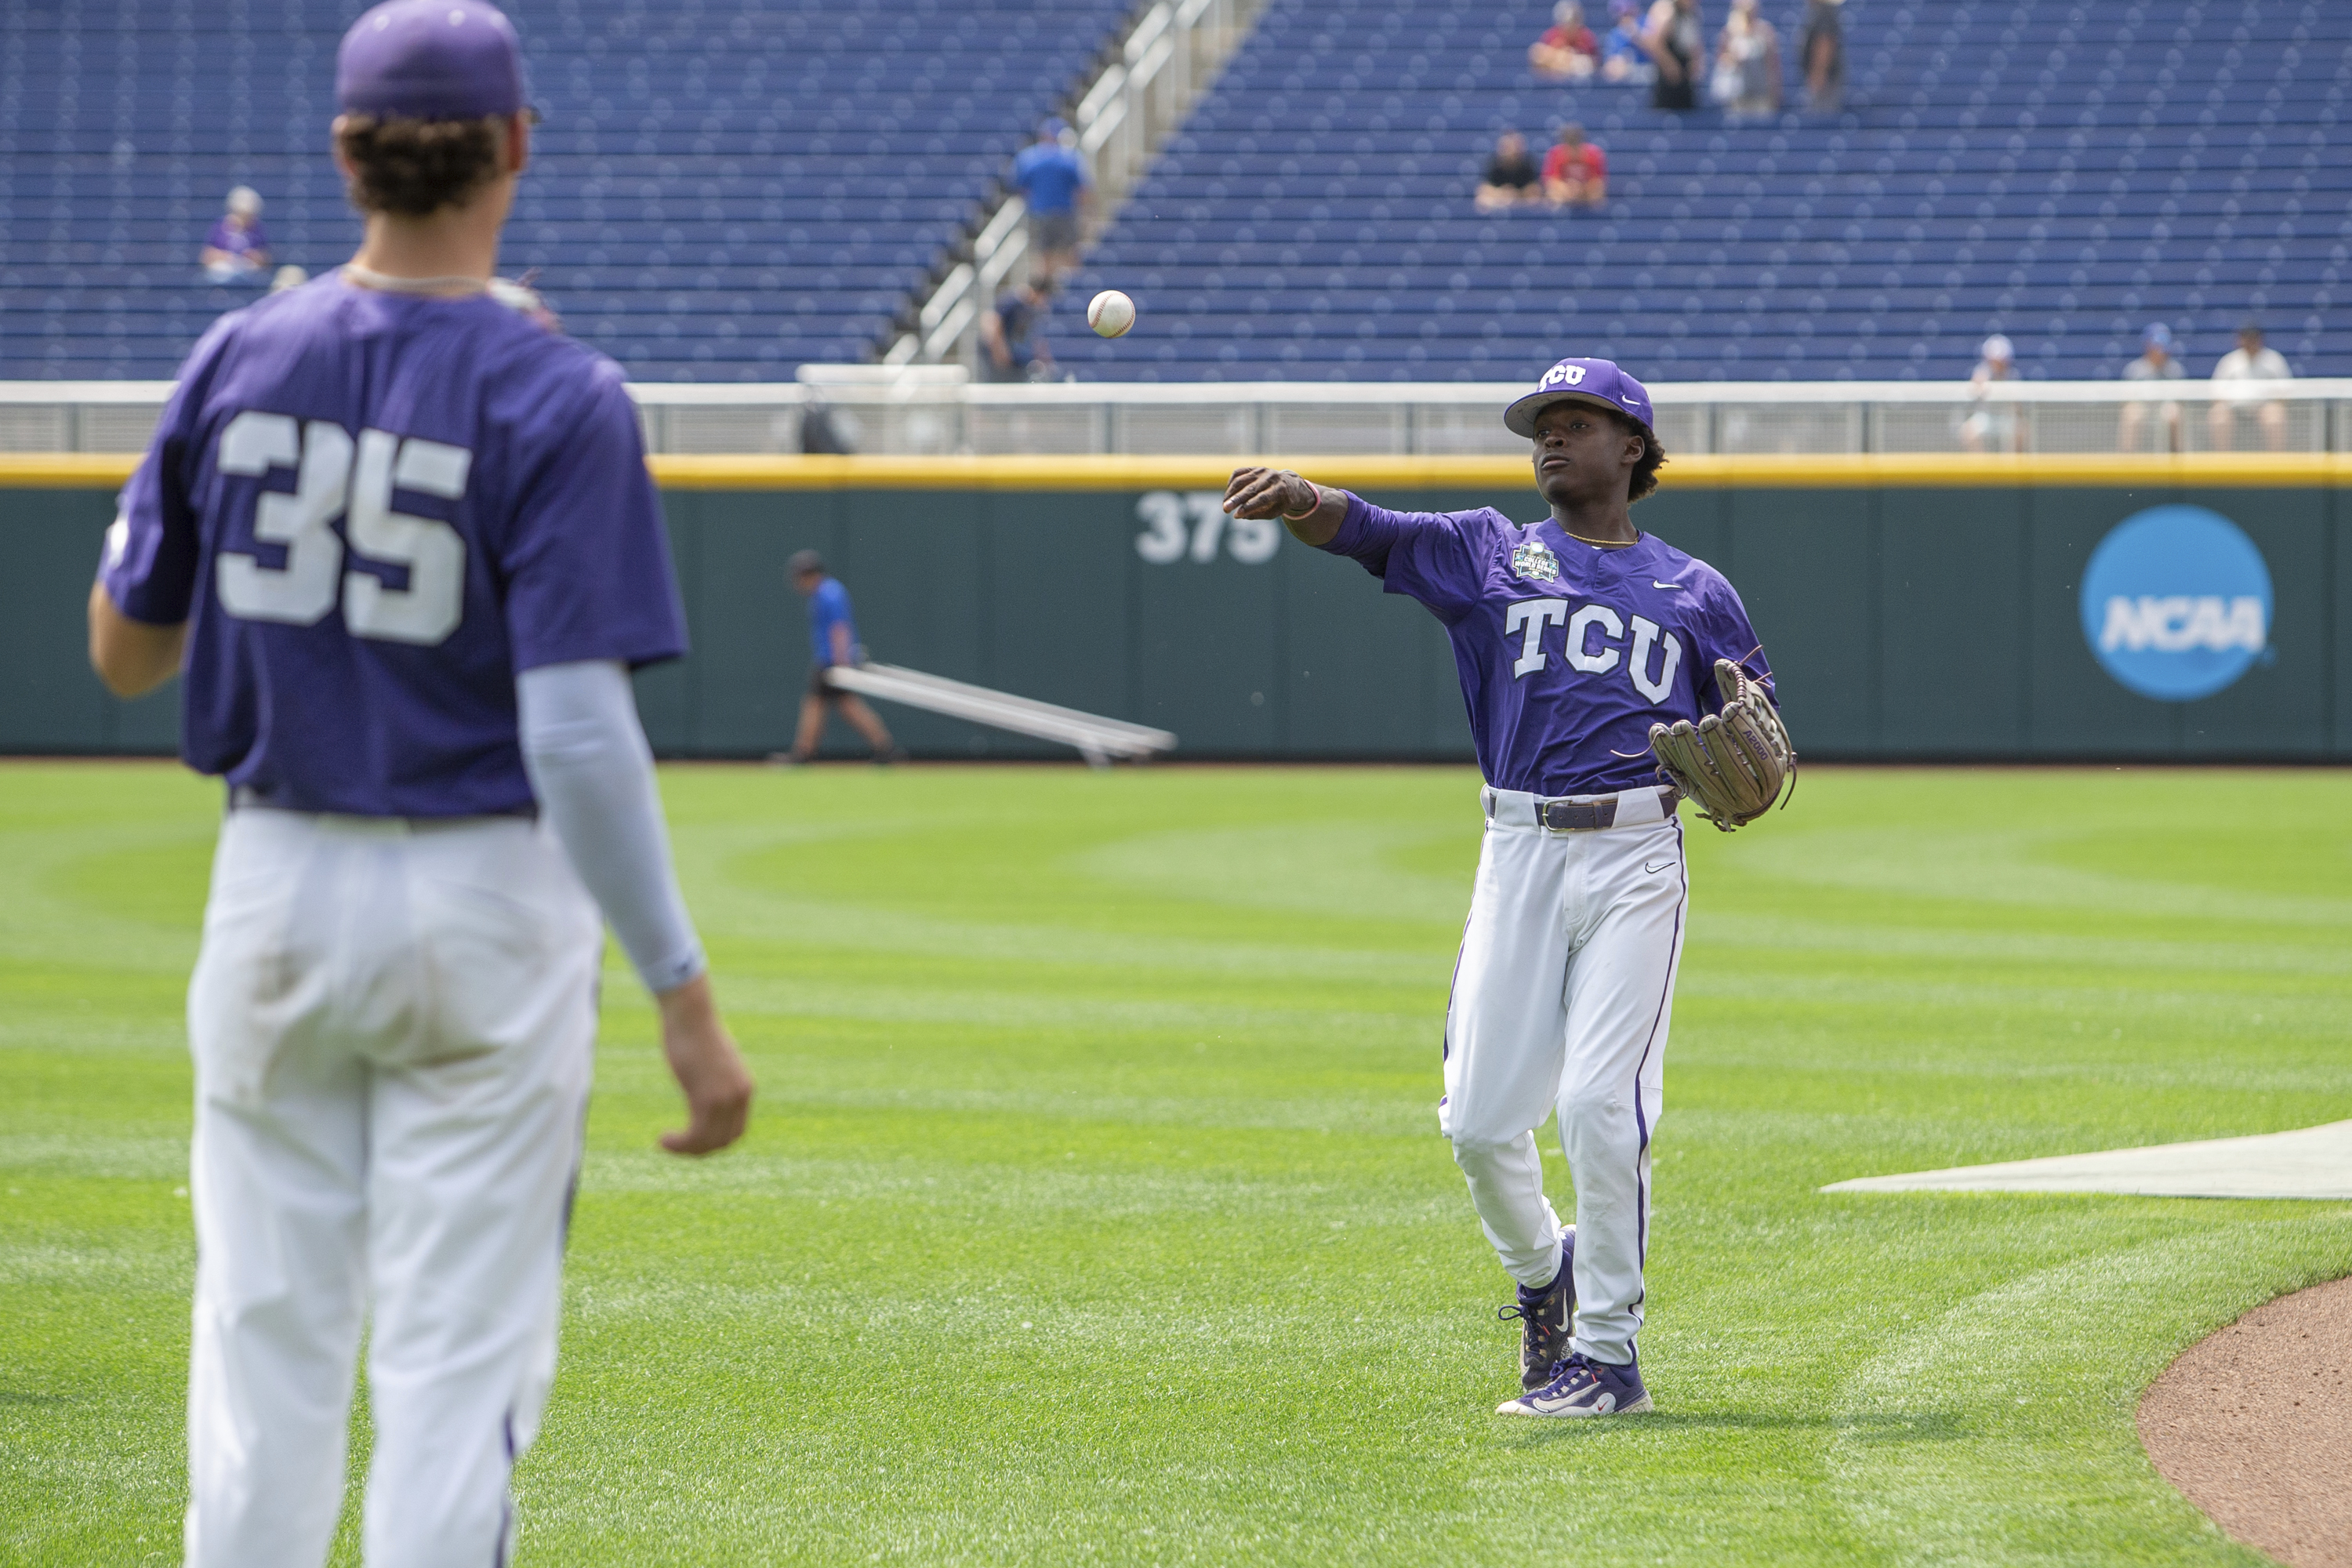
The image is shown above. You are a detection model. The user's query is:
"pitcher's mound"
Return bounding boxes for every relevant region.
[2140,1275,2352,1568]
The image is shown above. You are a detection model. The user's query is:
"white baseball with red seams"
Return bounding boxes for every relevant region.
[1087,289,1136,338]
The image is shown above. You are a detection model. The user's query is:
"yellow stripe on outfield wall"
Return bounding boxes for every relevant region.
[0,454,143,486]
[649,452,2352,489]
[4,450,2348,491]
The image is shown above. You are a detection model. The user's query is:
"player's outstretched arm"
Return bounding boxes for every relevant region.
[1225,466,1350,546]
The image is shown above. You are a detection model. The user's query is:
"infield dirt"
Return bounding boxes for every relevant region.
[2141,1275,2352,1568]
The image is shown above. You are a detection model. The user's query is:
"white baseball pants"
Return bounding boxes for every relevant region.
[182,808,602,1568]
[1440,785,1687,1367]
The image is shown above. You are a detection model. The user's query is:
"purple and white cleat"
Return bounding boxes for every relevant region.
[1497,1351,1652,1417]
[1497,1226,1576,1393]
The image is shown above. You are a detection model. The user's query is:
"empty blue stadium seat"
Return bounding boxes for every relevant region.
[0,0,1131,380]
[1067,0,2350,382]
[4,0,2346,384]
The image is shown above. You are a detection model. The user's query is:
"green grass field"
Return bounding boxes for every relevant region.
[5,760,2350,1565]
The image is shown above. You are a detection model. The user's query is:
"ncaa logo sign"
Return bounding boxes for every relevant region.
[2078,504,2272,702]
[1541,362,1587,388]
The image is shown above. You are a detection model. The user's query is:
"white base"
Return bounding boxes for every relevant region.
[1821,1120,2352,1200]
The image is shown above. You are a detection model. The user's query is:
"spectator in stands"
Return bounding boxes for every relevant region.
[1476,132,1543,212]
[2118,322,2186,452]
[2208,322,2294,452]
[1800,0,1846,112]
[200,187,270,283]
[1543,124,1609,209]
[1642,0,1705,111]
[1529,2,1600,82]
[1013,119,1091,285]
[799,398,856,455]
[1599,0,1653,83]
[1961,334,2024,454]
[1711,0,1781,120]
[980,275,1054,383]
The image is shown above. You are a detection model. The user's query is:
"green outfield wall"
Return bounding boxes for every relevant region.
[5,452,2348,762]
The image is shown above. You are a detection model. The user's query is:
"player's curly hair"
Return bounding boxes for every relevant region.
[336,114,506,218]
[1617,411,1669,503]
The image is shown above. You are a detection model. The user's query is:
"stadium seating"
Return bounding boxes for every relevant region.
[0,0,1131,381]
[5,1,2346,387]
[1066,0,2352,382]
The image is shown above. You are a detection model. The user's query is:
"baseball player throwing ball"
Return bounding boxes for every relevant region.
[1225,359,1791,1418]
[84,2,754,1561]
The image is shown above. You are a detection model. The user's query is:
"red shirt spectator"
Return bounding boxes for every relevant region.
[1529,2,1600,81]
[1542,125,1609,209]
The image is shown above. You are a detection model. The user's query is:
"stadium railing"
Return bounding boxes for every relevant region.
[882,0,1270,371]
[9,374,2352,459]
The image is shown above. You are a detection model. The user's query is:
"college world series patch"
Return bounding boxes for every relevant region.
[1511,540,1561,583]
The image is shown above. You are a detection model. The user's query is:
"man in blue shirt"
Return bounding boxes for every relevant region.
[785,550,902,763]
[1225,358,1780,1423]
[1599,0,1655,83]
[86,3,752,1557]
[1011,118,1091,283]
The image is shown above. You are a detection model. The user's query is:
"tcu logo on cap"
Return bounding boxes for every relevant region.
[1541,362,1588,388]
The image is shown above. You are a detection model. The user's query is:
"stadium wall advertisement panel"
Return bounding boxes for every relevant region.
[2,456,2343,762]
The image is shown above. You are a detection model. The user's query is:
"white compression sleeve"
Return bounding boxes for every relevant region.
[515,659,706,994]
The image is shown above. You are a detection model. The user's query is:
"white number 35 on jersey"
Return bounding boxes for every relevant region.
[212,412,470,646]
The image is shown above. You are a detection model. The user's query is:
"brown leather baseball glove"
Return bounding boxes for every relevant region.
[1648,659,1795,831]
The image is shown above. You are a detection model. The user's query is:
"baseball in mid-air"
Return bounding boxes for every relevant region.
[1087,289,1137,339]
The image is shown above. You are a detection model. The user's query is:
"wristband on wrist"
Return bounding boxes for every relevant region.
[1279,481,1321,521]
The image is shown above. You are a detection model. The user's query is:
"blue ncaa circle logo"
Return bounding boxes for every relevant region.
[2078,505,2272,702]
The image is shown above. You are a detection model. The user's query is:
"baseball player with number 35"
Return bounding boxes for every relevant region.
[85,2,754,1562]
[1225,358,1791,1418]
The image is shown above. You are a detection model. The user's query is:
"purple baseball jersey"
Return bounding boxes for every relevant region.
[99,274,688,817]
[1322,496,1772,797]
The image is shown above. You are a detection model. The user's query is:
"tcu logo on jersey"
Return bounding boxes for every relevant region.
[1540,362,1588,389]
[1504,597,1682,703]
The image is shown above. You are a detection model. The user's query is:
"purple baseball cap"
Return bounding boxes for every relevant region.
[338,0,536,121]
[1504,358,1655,438]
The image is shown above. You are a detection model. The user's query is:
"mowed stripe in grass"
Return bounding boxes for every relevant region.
[2,761,2349,1565]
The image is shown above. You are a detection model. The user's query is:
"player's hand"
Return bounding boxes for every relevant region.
[653,972,753,1156]
[1223,466,1316,521]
